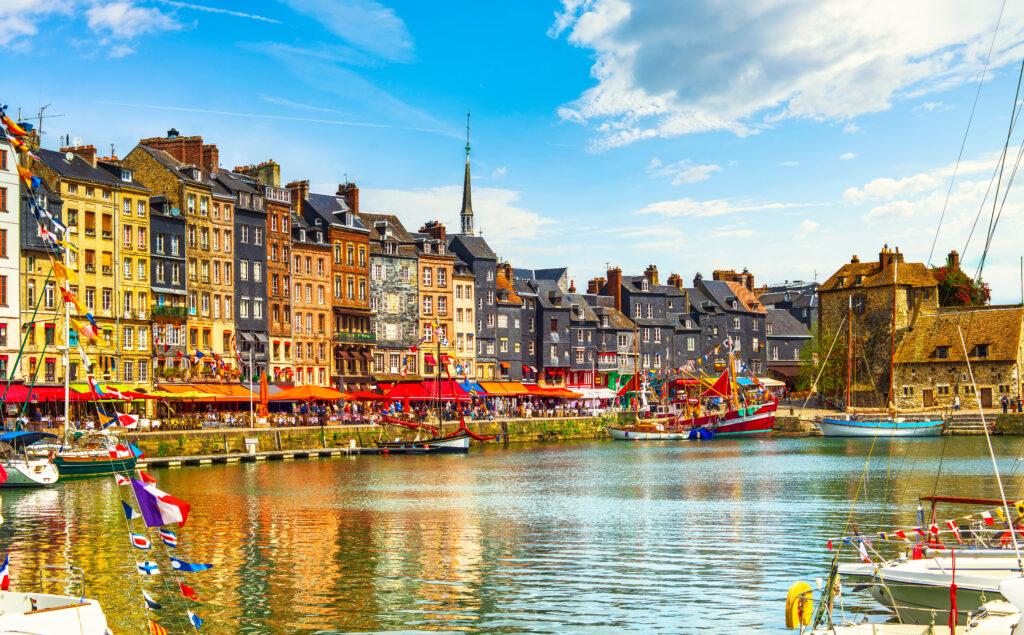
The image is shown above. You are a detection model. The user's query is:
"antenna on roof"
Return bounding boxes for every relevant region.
[110,143,115,157]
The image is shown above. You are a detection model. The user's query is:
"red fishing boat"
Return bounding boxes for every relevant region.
[672,354,777,438]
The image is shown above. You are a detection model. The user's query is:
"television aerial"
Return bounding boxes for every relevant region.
[72,136,83,147]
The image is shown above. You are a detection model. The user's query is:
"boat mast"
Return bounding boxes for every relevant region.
[632,316,640,414]
[436,323,442,429]
[63,274,70,440]
[846,295,852,414]
[889,258,897,413]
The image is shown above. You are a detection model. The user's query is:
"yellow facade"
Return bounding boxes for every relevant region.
[112,173,153,390]
[453,270,475,378]
[210,191,235,366]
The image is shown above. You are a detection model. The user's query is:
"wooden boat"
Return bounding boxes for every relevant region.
[29,433,137,478]
[0,589,110,634]
[605,418,689,440]
[816,416,947,437]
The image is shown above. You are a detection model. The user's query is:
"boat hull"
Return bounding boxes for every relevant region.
[816,418,946,437]
[605,425,688,441]
[376,431,471,454]
[52,454,137,478]
[1,458,58,487]
[676,402,777,437]
[0,591,109,634]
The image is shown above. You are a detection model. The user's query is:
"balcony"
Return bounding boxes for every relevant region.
[152,305,186,318]
[333,332,376,344]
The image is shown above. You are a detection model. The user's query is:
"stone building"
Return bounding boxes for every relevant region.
[19,178,61,383]
[495,263,523,381]
[289,181,373,391]
[361,213,418,379]
[289,212,332,386]
[412,222,455,379]
[452,260,475,377]
[212,169,268,379]
[148,196,188,379]
[237,162,292,383]
[35,147,124,382]
[765,308,811,386]
[818,246,938,406]
[894,305,1024,410]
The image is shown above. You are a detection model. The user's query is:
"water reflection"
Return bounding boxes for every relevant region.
[0,438,1022,632]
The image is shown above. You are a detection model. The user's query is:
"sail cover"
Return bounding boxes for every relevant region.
[700,371,732,398]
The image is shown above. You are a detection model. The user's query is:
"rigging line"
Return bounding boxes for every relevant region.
[975,55,1024,276]
[928,0,1008,266]
[977,129,1024,279]
[962,153,1007,260]
[957,323,1022,570]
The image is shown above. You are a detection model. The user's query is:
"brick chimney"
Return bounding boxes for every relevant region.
[693,272,703,287]
[236,161,281,187]
[419,220,447,242]
[879,244,904,268]
[947,249,960,270]
[644,264,659,286]
[741,267,754,292]
[851,254,860,264]
[140,131,218,171]
[606,267,622,312]
[285,180,309,213]
[666,273,683,289]
[568,279,576,293]
[60,144,97,167]
[338,182,359,215]
[587,277,605,294]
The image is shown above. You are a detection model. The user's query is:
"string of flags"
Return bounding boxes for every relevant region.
[827,499,1024,560]
[116,471,209,631]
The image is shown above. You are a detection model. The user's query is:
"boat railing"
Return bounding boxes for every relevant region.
[38,565,86,598]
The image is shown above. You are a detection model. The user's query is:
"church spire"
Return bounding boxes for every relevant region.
[460,111,474,236]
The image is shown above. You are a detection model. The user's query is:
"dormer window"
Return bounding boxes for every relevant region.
[423,243,431,254]
[299,229,306,242]
[602,316,609,327]
[641,280,649,291]
[838,276,845,286]
[935,346,949,359]
[315,218,322,226]
[192,169,200,181]
[972,344,989,359]
[784,293,791,302]
[438,243,445,255]
[731,300,737,309]
[120,169,133,183]
[384,242,395,255]
[856,275,863,284]
[316,232,323,243]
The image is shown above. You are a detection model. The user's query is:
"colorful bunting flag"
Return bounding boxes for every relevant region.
[130,533,152,550]
[114,473,130,486]
[143,589,162,610]
[131,479,190,528]
[159,529,177,548]
[187,610,203,629]
[179,582,198,600]
[148,620,168,635]
[0,554,8,591]
[170,557,212,572]
[122,500,141,520]
[137,561,160,575]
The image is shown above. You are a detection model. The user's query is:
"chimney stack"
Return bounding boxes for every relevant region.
[140,131,218,171]
[285,180,310,212]
[644,264,659,286]
[851,254,860,264]
[947,250,960,270]
[419,220,447,242]
[606,267,622,312]
[666,273,683,289]
[338,182,359,215]
[693,272,704,287]
[60,144,97,168]
[587,277,605,294]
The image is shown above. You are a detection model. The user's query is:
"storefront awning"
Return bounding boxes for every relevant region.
[255,333,269,343]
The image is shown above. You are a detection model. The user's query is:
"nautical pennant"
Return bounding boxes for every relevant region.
[179,582,198,600]
[0,554,9,591]
[945,520,962,544]
[148,620,168,635]
[159,529,178,547]
[187,610,203,629]
[130,533,152,550]
[143,589,162,610]
[137,561,160,575]
[114,473,130,486]
[122,500,141,520]
[170,557,212,572]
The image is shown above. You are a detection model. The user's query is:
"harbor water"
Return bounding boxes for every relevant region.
[5,436,1024,633]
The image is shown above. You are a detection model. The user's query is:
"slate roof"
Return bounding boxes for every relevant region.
[36,149,123,187]
[820,258,937,292]
[135,145,213,187]
[686,286,722,314]
[592,304,634,330]
[95,160,151,193]
[766,309,811,338]
[302,191,368,233]
[450,234,496,261]
[896,305,1024,364]
[700,280,758,313]
[361,212,417,257]
[565,292,599,322]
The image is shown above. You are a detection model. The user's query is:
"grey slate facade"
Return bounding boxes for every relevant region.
[495,263,523,381]
[362,213,419,378]
[148,196,188,359]
[448,234,497,379]
[693,274,768,375]
[766,308,811,385]
[213,169,269,376]
[758,281,818,330]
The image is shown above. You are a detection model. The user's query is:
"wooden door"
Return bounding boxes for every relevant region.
[980,388,993,408]
[922,389,934,408]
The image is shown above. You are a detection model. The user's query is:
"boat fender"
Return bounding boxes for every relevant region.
[784,581,813,629]
[912,544,923,560]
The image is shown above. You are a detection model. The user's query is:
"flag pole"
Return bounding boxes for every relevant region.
[248,346,254,428]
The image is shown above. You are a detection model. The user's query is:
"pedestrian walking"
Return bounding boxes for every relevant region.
[954,395,961,411]
[1002,395,1009,414]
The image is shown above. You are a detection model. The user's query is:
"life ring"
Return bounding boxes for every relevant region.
[785,581,813,629]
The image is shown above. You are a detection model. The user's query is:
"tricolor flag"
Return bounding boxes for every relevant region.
[982,511,996,526]
[122,500,141,520]
[946,520,963,544]
[179,582,198,600]
[114,473,130,486]
[159,530,177,547]
[143,589,162,610]
[0,554,9,591]
[130,533,152,550]
[137,561,160,575]
[148,620,168,635]
[187,610,203,629]
[914,527,928,537]
[130,479,191,528]
[169,557,212,572]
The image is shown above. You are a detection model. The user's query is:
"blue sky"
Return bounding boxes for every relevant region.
[4,1,1024,299]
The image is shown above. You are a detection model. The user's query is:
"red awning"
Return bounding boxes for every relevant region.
[424,353,437,365]
[386,382,433,401]
[522,365,530,372]
[420,380,470,401]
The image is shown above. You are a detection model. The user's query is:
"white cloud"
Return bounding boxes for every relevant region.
[843,122,861,134]
[795,219,820,238]
[647,157,721,184]
[276,0,413,62]
[490,166,507,178]
[633,197,813,218]
[840,152,857,160]
[86,2,180,40]
[108,43,135,58]
[152,0,282,24]
[919,101,943,111]
[779,161,799,167]
[0,0,70,47]
[551,0,1024,148]
[360,186,556,251]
